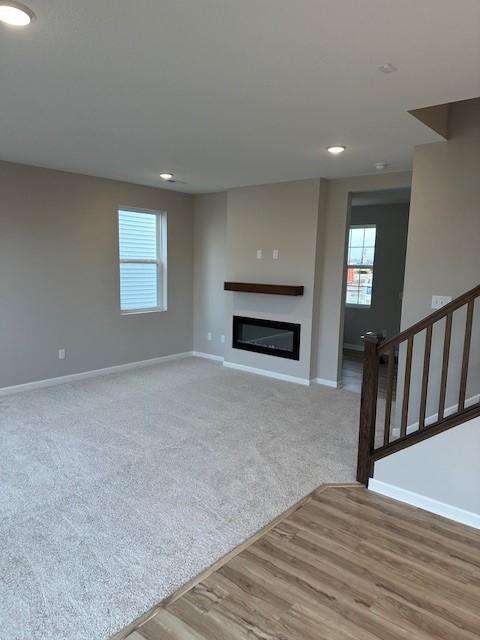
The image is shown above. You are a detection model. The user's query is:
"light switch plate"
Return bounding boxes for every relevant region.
[431,295,452,310]
[256,249,262,259]
[273,249,279,260]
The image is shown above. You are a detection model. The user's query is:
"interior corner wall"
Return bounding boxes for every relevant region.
[397,98,480,419]
[310,178,328,378]
[224,179,322,382]
[312,171,412,384]
[0,161,194,388]
[193,192,227,357]
[374,98,480,518]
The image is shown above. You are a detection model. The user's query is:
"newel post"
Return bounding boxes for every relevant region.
[356,332,383,485]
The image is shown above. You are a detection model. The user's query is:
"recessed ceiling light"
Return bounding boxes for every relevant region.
[159,172,174,181]
[0,2,35,26]
[327,145,346,155]
[378,63,397,74]
[375,162,388,170]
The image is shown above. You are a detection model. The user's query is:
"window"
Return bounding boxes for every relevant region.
[118,208,167,313]
[345,225,376,307]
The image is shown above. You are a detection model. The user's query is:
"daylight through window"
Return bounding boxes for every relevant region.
[118,209,167,313]
[345,225,376,307]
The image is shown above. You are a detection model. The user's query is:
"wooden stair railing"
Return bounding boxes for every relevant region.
[357,283,480,484]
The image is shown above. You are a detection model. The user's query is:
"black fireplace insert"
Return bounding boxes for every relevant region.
[232,316,301,360]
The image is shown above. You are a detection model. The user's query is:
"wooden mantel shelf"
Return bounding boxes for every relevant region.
[224,282,304,296]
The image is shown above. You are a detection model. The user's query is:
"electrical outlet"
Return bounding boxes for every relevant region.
[273,249,279,260]
[431,295,452,310]
[220,335,225,344]
[58,348,66,360]
[256,249,262,259]
[207,332,212,341]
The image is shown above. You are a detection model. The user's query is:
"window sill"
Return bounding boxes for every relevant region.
[121,307,167,316]
[345,304,372,310]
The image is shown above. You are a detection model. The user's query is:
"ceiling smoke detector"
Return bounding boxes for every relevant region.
[375,162,388,170]
[159,172,174,181]
[378,63,397,74]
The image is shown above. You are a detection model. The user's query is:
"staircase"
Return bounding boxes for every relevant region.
[357,283,480,484]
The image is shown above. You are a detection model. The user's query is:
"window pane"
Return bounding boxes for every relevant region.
[364,227,376,246]
[348,246,363,265]
[345,267,373,306]
[346,285,359,305]
[358,285,372,306]
[120,263,158,310]
[119,210,157,260]
[349,227,364,247]
[362,247,375,265]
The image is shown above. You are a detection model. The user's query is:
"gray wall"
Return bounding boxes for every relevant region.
[0,161,194,387]
[396,98,480,420]
[313,172,413,384]
[224,179,322,381]
[374,416,480,517]
[376,98,480,514]
[343,203,409,349]
[193,193,227,357]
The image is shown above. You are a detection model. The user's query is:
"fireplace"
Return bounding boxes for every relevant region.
[232,316,301,360]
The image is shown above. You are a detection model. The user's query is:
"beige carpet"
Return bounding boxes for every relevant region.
[0,357,360,640]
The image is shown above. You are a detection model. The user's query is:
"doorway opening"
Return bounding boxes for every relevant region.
[340,188,411,393]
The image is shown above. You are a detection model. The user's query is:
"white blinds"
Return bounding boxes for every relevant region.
[118,210,159,311]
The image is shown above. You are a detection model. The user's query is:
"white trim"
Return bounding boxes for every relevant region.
[312,377,340,388]
[222,361,310,386]
[345,304,372,310]
[343,343,364,352]
[368,479,480,530]
[118,207,168,314]
[192,351,224,362]
[121,307,166,316]
[0,352,194,397]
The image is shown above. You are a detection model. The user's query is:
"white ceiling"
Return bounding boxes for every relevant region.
[1,0,479,193]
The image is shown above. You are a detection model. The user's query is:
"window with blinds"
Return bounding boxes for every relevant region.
[118,208,167,313]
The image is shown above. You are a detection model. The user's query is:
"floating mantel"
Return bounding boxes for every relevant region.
[224,282,304,296]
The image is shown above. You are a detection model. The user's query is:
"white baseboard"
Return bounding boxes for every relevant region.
[222,361,310,386]
[369,479,480,530]
[343,343,364,352]
[0,351,194,396]
[312,378,340,389]
[192,351,224,362]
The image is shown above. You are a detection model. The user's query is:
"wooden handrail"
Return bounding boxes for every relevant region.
[378,283,480,353]
[356,333,383,484]
[371,403,480,462]
[357,283,480,485]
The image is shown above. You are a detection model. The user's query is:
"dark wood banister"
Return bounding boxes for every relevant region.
[371,403,480,463]
[379,283,480,353]
[357,283,480,485]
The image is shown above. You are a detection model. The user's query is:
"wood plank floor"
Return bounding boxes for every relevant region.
[121,486,480,640]
[342,349,397,395]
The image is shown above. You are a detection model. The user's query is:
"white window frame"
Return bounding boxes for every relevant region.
[345,223,376,309]
[118,207,168,315]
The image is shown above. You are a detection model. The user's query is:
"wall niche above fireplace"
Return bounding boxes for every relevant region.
[232,316,301,360]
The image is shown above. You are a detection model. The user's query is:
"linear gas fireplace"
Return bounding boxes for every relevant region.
[232,316,301,360]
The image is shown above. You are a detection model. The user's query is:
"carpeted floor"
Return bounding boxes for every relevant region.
[0,357,360,640]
